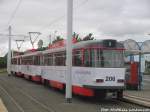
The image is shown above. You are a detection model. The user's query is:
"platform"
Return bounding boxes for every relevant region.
[0,98,8,112]
[124,75,150,108]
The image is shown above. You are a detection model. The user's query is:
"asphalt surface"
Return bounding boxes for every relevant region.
[123,75,150,108]
[143,75,150,90]
[0,73,148,112]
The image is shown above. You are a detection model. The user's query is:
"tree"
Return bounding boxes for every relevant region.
[37,39,43,48]
[52,36,64,44]
[82,33,94,41]
[73,32,82,42]
[0,57,7,68]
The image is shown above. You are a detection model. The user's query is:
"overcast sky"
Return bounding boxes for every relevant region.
[0,0,150,56]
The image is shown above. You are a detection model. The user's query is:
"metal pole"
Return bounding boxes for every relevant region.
[66,0,73,103]
[49,34,51,45]
[11,50,14,58]
[138,47,142,90]
[28,32,41,49]
[7,26,11,76]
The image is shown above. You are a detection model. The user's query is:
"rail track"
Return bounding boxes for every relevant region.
[0,73,148,112]
[0,77,56,112]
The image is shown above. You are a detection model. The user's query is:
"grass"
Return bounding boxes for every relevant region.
[0,68,7,73]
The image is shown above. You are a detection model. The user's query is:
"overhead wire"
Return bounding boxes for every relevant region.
[2,0,88,41]
[39,0,89,32]
[6,0,23,26]
[4,0,88,36]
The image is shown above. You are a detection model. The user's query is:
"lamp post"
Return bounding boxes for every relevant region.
[138,44,143,90]
[66,0,73,103]
[7,26,12,76]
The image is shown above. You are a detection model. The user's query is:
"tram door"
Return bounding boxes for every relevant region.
[125,62,139,90]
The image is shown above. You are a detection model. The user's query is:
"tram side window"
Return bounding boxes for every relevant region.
[11,58,17,64]
[44,54,48,65]
[73,50,82,66]
[22,56,33,65]
[44,54,53,66]
[22,58,25,65]
[34,56,40,65]
[15,59,17,64]
[18,58,21,65]
[18,58,19,65]
[15,58,17,64]
[84,49,96,67]
[48,54,53,66]
[11,59,13,64]
[55,52,66,66]
[103,50,111,67]
[96,49,105,67]
[100,50,106,67]
[84,49,90,67]
[90,49,95,67]
[96,49,100,67]
[28,56,33,65]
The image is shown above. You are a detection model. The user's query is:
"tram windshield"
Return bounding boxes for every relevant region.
[83,49,124,68]
[102,50,124,67]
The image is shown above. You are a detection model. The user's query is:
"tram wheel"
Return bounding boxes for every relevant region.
[95,90,106,100]
[117,90,123,99]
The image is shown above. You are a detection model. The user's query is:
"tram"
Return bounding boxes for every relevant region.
[11,39,126,99]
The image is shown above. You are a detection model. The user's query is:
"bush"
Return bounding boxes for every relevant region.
[0,57,7,68]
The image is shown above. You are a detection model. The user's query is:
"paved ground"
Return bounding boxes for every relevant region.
[124,75,150,107]
[0,99,8,112]
[125,75,150,98]
[0,73,148,112]
[143,75,150,90]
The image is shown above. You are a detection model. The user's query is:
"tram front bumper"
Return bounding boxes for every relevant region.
[83,85,125,90]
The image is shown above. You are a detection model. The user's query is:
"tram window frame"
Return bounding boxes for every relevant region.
[17,58,21,65]
[22,56,33,65]
[22,57,25,65]
[95,48,100,67]
[94,49,109,67]
[83,48,96,67]
[34,55,41,65]
[44,53,54,66]
[73,49,83,66]
[90,48,95,67]
[94,49,106,67]
[15,58,17,64]
[83,49,90,67]
[95,48,124,68]
[11,59,13,64]
[11,58,17,64]
[54,51,66,66]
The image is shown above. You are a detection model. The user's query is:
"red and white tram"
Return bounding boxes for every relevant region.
[11,39,126,99]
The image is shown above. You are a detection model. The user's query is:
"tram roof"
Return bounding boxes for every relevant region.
[43,39,123,54]
[12,51,43,58]
[42,40,102,54]
[12,39,123,58]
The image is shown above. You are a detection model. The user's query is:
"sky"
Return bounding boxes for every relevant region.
[0,0,150,56]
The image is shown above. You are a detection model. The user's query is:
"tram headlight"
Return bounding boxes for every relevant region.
[117,79,124,83]
[96,79,104,83]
